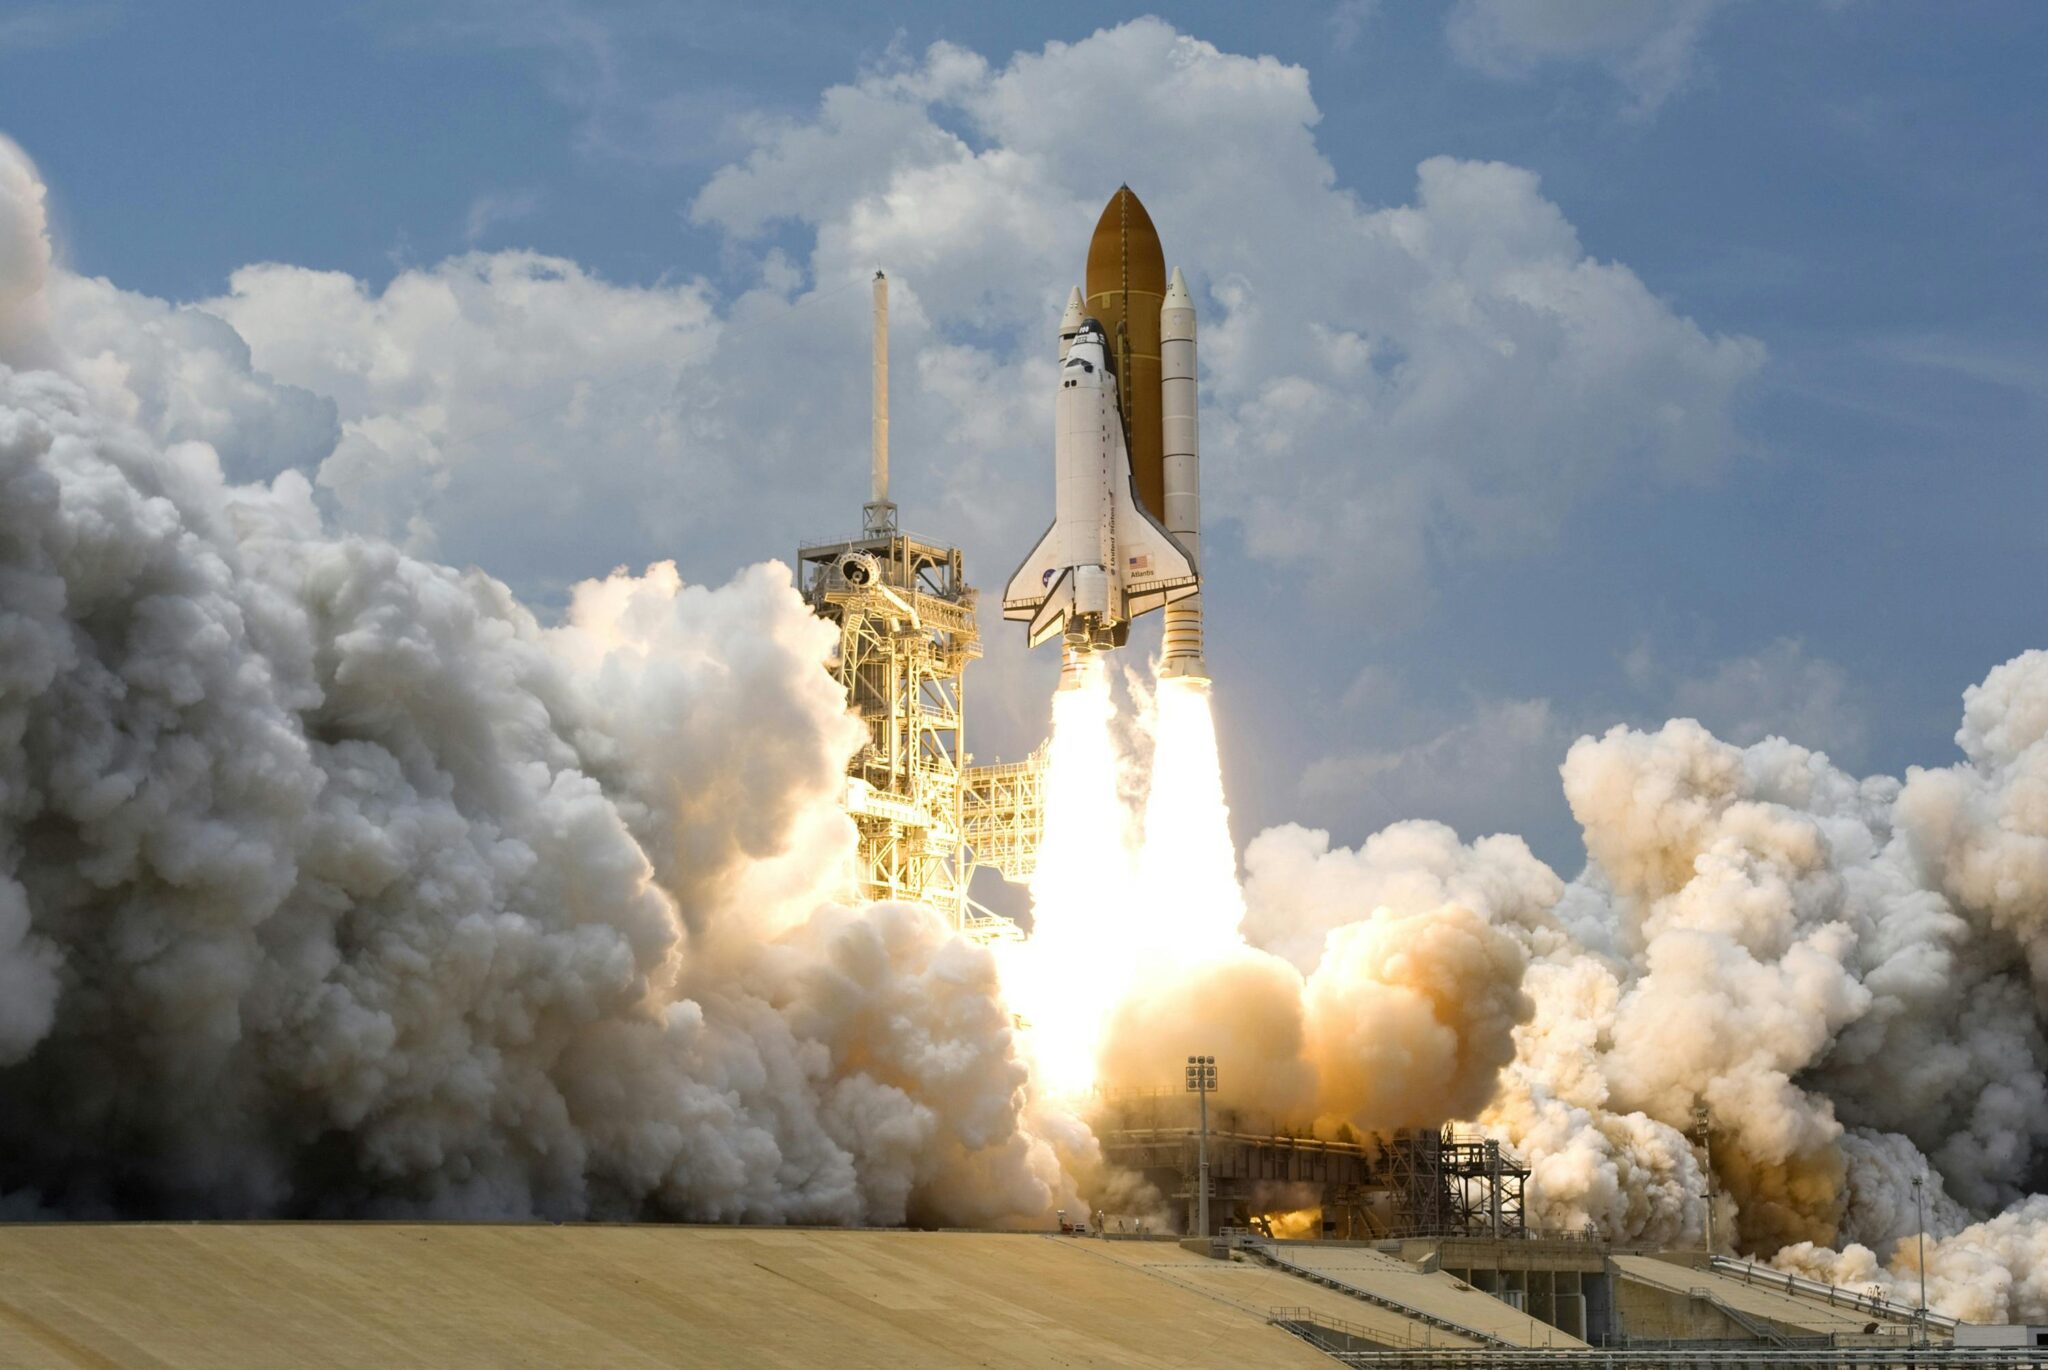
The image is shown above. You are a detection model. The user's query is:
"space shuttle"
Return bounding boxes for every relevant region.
[1004,316,1197,652]
[1004,186,1207,670]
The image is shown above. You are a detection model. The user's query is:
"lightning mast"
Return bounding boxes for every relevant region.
[800,272,1018,938]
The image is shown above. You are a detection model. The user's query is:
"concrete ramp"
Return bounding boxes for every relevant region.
[1254,1242,1588,1349]
[1086,1239,1487,1350]
[0,1224,1336,1370]
[1708,1254,1952,1334]
[1614,1253,1917,1344]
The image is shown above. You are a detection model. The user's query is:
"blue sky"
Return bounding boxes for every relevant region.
[5,0,2044,872]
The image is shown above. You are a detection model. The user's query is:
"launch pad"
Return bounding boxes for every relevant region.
[1097,1091,1531,1242]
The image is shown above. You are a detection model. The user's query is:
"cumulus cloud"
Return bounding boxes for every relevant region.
[20,21,1764,802]
[691,22,1765,613]
[0,136,55,369]
[1628,637,1870,763]
[1446,0,1738,113]
[86,21,1758,622]
[1301,695,1574,853]
[462,188,542,245]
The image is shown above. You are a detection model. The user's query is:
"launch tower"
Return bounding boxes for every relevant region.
[800,273,1022,938]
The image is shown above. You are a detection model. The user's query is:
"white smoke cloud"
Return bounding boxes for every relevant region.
[0,139,1070,1225]
[1225,651,2048,1312]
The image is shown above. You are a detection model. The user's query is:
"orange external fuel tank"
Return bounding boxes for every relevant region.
[1084,185,1168,523]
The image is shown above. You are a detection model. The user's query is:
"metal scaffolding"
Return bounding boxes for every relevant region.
[1382,1127,1529,1240]
[1092,1093,1529,1239]
[799,530,996,933]
[961,744,1048,882]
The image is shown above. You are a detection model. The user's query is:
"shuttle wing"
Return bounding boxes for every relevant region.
[1023,568,1075,648]
[1003,523,1063,621]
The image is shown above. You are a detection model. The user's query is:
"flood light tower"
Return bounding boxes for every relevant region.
[1186,1054,1216,1237]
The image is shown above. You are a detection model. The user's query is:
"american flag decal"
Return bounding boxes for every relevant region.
[1129,554,1151,572]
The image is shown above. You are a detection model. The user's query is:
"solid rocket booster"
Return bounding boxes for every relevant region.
[1002,318,1199,653]
[1058,285,1086,361]
[1157,265,1205,679]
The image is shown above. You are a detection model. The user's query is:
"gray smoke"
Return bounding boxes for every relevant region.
[0,138,1070,1224]
[1238,664,2048,1319]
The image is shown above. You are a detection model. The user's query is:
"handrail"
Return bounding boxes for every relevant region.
[1706,1254,1960,1332]
[1268,1305,1449,1352]
[1685,1285,1804,1349]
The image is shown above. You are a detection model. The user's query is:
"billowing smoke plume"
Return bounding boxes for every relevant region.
[1013,671,1538,1141]
[998,579,2048,1320]
[1223,664,2048,1320]
[0,137,1071,1224]
[11,128,2048,1325]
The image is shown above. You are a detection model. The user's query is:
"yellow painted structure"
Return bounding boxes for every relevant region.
[0,1225,1335,1369]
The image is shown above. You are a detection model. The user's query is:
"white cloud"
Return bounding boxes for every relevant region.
[1302,693,1575,851]
[0,4,114,54]
[694,20,1764,613]
[1632,638,1870,763]
[1446,0,1737,114]
[1329,1,1380,56]
[201,251,742,577]
[37,19,1763,633]
[50,273,338,484]
[463,188,543,245]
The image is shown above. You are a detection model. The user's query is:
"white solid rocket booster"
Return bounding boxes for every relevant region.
[1158,266,1204,680]
[1058,285,1086,361]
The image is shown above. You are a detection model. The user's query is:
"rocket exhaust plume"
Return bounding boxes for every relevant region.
[996,660,1134,1098]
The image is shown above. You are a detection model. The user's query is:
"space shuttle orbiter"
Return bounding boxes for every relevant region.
[1002,315,1198,652]
[1003,186,1208,673]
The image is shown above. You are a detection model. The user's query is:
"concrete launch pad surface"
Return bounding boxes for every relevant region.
[0,1224,1336,1369]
